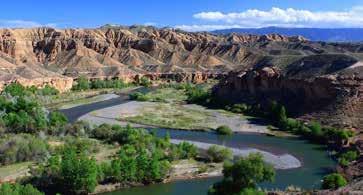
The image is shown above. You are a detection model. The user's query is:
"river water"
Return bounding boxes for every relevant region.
[60,91,336,195]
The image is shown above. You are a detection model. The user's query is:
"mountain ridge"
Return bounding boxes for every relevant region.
[212,26,363,42]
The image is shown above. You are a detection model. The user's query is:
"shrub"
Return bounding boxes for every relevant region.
[73,75,90,91]
[216,125,233,135]
[3,83,28,96]
[91,123,115,140]
[185,86,210,104]
[139,77,152,87]
[206,145,233,163]
[63,120,92,137]
[175,141,198,159]
[129,92,149,101]
[322,173,347,189]
[0,134,49,165]
[0,183,44,195]
[38,85,59,96]
[49,112,68,129]
[338,150,359,166]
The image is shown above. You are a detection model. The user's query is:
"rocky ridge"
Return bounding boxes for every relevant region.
[1,25,362,91]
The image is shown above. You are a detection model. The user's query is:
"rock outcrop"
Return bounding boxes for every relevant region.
[213,54,363,130]
[1,25,362,92]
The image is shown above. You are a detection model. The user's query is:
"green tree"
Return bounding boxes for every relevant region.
[3,83,27,96]
[176,141,198,159]
[49,112,68,129]
[322,173,347,189]
[73,75,90,90]
[209,153,275,195]
[61,147,98,194]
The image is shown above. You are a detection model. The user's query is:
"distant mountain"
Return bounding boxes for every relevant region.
[212,27,363,42]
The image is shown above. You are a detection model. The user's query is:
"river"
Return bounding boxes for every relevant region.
[60,90,336,194]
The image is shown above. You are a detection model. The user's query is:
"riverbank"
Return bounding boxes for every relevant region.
[93,160,223,194]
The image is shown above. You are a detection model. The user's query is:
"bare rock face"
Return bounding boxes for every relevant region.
[0,25,362,99]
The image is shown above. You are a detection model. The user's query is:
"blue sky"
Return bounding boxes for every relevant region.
[1,0,363,30]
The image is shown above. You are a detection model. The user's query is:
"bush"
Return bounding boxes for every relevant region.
[129,92,149,101]
[175,141,198,159]
[322,173,347,189]
[63,120,92,137]
[185,86,211,104]
[3,83,28,97]
[207,145,233,163]
[91,123,115,140]
[0,94,50,134]
[38,85,59,96]
[338,150,359,166]
[49,112,68,129]
[0,183,44,195]
[209,153,275,195]
[139,77,152,87]
[216,125,233,135]
[72,75,90,91]
[36,147,98,194]
[0,134,49,165]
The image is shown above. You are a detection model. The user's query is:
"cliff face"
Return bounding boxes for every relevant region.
[213,55,363,130]
[0,25,363,108]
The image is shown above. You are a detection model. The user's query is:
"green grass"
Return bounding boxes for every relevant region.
[123,103,214,131]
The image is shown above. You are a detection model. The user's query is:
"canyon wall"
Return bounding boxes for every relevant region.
[213,56,363,130]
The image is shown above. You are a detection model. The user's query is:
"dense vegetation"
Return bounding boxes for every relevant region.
[322,173,348,190]
[24,124,201,194]
[0,83,68,135]
[0,183,44,195]
[225,101,355,146]
[208,153,275,195]
[72,76,131,91]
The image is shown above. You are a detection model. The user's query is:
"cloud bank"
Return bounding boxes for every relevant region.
[177,6,363,31]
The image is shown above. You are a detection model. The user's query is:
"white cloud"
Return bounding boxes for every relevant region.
[0,20,56,28]
[175,24,244,31]
[178,6,363,31]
